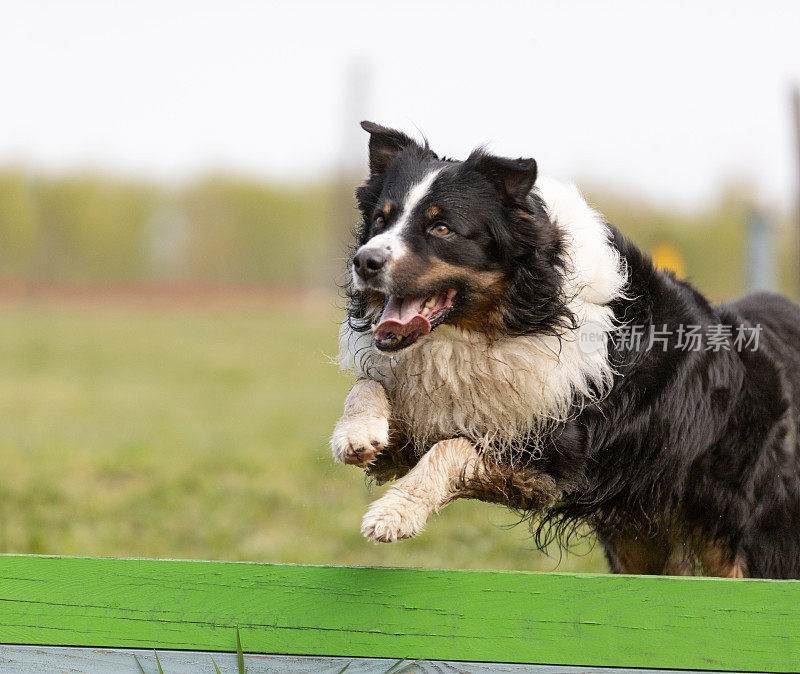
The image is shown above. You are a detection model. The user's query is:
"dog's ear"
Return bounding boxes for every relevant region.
[466,150,538,204]
[361,121,420,175]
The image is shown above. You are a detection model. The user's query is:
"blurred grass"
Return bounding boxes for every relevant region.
[0,297,606,573]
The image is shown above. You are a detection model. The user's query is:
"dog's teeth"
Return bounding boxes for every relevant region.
[424,296,437,308]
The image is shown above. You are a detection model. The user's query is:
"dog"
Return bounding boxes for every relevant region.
[331,121,800,579]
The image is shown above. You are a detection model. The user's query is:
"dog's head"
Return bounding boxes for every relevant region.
[349,121,571,353]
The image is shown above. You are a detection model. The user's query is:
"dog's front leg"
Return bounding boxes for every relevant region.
[331,378,391,467]
[361,437,479,543]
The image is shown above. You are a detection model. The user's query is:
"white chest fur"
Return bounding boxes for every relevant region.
[340,312,614,455]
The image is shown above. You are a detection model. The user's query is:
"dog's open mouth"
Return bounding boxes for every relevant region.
[372,289,457,352]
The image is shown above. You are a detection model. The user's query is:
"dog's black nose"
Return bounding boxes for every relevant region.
[353,248,388,281]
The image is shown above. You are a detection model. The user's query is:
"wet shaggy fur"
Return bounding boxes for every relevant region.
[337,122,800,578]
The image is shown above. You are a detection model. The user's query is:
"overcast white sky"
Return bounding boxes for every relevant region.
[2,0,799,209]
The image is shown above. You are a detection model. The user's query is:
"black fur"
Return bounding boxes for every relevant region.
[539,232,800,578]
[346,122,800,579]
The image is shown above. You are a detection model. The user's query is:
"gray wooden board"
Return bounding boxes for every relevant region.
[0,645,754,673]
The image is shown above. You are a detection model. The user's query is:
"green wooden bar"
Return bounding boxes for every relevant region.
[0,555,797,672]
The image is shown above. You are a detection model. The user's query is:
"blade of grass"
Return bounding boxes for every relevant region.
[210,655,222,673]
[335,663,351,674]
[134,655,147,673]
[382,659,407,674]
[154,650,164,674]
[236,626,245,674]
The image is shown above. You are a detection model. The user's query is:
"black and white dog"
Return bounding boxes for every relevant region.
[331,121,800,579]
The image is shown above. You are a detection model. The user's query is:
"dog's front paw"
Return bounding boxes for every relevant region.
[331,414,390,467]
[361,489,431,543]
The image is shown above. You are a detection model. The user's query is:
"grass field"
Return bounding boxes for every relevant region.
[0,293,606,573]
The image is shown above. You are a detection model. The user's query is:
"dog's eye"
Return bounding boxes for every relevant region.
[430,224,452,237]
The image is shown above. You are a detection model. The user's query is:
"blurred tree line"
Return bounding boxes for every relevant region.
[0,168,340,288]
[0,167,795,301]
[590,187,798,300]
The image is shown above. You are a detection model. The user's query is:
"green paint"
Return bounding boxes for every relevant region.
[0,555,797,672]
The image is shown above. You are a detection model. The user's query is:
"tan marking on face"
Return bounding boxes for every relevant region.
[425,205,441,220]
[455,278,510,335]
[410,258,503,290]
[388,257,507,334]
[382,202,393,217]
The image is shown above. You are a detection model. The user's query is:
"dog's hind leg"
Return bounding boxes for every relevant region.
[599,531,700,576]
[361,437,480,543]
[599,533,671,575]
[697,538,748,578]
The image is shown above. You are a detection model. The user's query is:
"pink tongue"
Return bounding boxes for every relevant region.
[375,295,432,337]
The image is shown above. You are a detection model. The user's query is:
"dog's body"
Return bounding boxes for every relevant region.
[332,122,800,578]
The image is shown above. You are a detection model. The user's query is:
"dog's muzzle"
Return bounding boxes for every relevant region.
[353,245,389,282]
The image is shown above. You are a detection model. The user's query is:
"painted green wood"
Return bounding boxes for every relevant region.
[0,555,797,672]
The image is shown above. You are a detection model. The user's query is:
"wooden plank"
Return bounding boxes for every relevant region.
[0,555,797,672]
[0,645,736,674]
